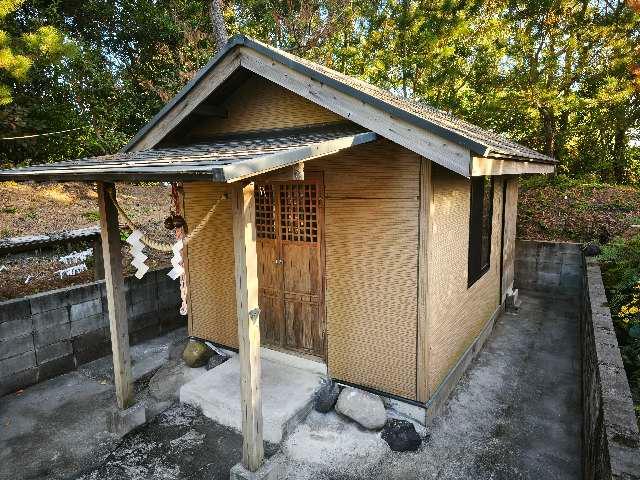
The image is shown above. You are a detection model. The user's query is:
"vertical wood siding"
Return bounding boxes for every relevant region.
[182,182,238,348]
[317,141,420,399]
[427,166,504,391]
[190,75,343,137]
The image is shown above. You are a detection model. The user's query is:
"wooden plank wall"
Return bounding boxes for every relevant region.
[182,182,238,348]
[501,177,518,301]
[190,75,343,137]
[427,166,504,391]
[315,140,421,400]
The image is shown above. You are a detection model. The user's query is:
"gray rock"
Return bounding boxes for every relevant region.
[182,339,213,368]
[335,387,386,430]
[314,378,340,413]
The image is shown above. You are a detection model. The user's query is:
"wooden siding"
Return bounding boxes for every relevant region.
[182,182,238,348]
[316,140,420,399]
[501,177,518,300]
[427,167,504,391]
[191,75,342,137]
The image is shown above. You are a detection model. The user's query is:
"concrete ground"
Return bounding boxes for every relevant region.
[1,290,581,479]
[271,289,582,479]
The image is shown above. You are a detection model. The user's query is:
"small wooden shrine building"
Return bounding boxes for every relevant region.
[0,36,555,474]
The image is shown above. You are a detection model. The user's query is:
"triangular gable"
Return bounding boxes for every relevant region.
[124,35,555,177]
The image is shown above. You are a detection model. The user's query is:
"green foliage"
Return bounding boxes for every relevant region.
[81,210,100,222]
[599,234,640,413]
[0,0,639,185]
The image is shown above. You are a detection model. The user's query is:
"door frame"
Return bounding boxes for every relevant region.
[255,171,327,361]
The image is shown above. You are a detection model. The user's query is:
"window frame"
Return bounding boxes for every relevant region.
[467,175,495,288]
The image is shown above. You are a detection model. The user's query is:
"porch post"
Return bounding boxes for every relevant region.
[97,182,133,409]
[232,182,264,472]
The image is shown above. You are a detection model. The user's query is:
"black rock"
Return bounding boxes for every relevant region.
[314,378,340,413]
[381,419,422,452]
[583,243,601,257]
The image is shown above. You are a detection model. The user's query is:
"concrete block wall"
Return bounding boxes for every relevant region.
[582,258,640,480]
[0,268,184,396]
[515,239,582,296]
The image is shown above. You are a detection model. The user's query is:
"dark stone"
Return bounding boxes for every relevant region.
[314,378,340,413]
[582,243,601,257]
[182,339,213,368]
[206,353,230,370]
[381,419,422,452]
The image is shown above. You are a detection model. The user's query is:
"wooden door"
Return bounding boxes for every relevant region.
[255,177,325,359]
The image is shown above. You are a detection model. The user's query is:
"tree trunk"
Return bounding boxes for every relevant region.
[210,0,228,54]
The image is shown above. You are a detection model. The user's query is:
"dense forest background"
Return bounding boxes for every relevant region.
[0,0,639,183]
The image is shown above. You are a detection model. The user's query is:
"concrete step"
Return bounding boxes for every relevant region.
[180,349,323,444]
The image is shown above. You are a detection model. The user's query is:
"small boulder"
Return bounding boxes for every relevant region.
[314,378,340,413]
[335,387,386,430]
[381,418,422,452]
[182,339,213,368]
[583,243,601,257]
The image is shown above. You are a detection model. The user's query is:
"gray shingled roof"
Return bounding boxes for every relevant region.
[125,35,555,165]
[0,126,375,182]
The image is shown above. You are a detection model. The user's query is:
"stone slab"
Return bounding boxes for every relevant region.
[180,350,322,444]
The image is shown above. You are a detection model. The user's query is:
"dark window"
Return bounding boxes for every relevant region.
[468,176,494,287]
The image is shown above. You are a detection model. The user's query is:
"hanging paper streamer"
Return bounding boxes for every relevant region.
[167,239,184,281]
[126,229,149,279]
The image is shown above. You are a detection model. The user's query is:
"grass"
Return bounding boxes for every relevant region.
[82,211,100,222]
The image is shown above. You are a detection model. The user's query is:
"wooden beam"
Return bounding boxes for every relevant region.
[97,182,133,410]
[193,104,228,118]
[232,181,264,472]
[471,156,555,176]
[239,48,472,177]
[416,158,432,402]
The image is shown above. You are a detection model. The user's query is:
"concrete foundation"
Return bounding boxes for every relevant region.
[106,403,146,436]
[230,461,280,480]
[180,348,322,444]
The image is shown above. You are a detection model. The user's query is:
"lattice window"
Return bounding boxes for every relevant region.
[256,184,276,239]
[280,183,318,243]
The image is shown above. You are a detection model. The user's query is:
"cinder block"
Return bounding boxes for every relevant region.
[30,290,68,315]
[0,334,34,360]
[32,307,69,331]
[35,322,71,347]
[75,341,111,365]
[72,327,109,352]
[65,282,101,305]
[0,367,37,396]
[37,354,75,381]
[130,325,160,345]
[0,316,33,341]
[70,298,102,321]
[127,299,157,318]
[106,403,146,436]
[36,340,72,364]
[0,350,36,376]
[0,298,30,324]
[70,313,108,337]
[127,282,157,306]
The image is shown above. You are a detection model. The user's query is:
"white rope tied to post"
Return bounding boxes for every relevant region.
[108,189,225,252]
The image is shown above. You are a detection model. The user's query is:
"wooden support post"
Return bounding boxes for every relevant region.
[232,181,264,472]
[292,161,305,181]
[97,182,133,410]
[416,158,432,403]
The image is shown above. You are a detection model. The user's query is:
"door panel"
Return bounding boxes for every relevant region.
[255,177,325,359]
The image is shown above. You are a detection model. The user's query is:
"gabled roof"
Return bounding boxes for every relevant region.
[124,35,556,167]
[0,126,375,183]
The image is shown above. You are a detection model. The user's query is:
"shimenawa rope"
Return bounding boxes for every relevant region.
[108,189,225,252]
